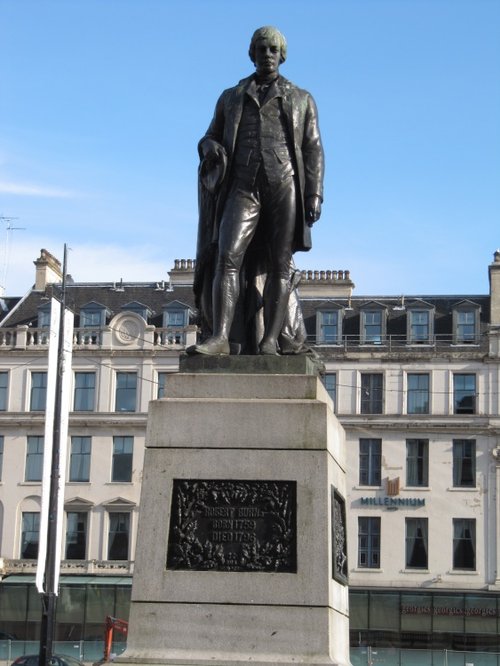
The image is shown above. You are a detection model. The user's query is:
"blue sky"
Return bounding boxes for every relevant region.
[1,0,499,297]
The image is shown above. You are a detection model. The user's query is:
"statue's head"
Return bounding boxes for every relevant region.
[248,26,287,65]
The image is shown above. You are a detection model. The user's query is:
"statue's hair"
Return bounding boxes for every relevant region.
[248,26,287,65]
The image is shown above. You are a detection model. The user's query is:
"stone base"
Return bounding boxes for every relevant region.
[119,603,348,666]
[179,353,324,375]
[118,363,351,666]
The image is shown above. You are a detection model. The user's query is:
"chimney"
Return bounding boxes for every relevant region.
[34,249,63,291]
[168,259,196,287]
[489,250,500,325]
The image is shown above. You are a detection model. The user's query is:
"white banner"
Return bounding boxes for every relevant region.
[36,298,74,595]
[54,307,74,588]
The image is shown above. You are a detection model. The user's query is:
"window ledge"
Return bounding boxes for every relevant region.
[446,487,478,492]
[447,569,478,575]
[353,485,383,490]
[401,569,430,574]
[406,343,433,347]
[18,481,41,486]
[105,481,134,485]
[353,567,383,573]
[402,487,432,492]
[67,481,91,485]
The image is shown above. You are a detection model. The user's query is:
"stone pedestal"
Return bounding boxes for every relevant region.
[119,356,351,666]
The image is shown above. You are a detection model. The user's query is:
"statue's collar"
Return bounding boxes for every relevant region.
[245,75,284,106]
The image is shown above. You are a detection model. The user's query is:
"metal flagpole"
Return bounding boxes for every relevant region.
[37,245,73,666]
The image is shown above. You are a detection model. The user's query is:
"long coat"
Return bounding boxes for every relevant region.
[199,74,325,253]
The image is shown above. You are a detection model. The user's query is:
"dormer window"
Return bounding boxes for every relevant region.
[80,303,108,328]
[37,303,51,329]
[162,301,191,345]
[79,302,110,344]
[453,302,481,344]
[162,301,190,328]
[121,302,152,322]
[410,310,430,342]
[316,306,343,344]
[166,309,187,327]
[360,305,386,344]
[406,302,434,344]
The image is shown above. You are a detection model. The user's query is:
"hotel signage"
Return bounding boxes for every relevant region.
[360,497,425,507]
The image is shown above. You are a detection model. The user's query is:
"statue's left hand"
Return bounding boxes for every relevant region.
[305,195,322,226]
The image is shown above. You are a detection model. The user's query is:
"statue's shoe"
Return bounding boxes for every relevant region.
[187,337,230,356]
[259,340,279,355]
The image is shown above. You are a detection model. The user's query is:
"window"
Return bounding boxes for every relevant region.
[157,372,168,399]
[80,307,105,328]
[456,311,476,343]
[166,309,186,327]
[362,310,383,344]
[108,512,130,560]
[453,518,476,570]
[115,372,137,412]
[79,304,107,344]
[37,303,51,328]
[409,310,430,343]
[453,439,476,487]
[21,512,40,559]
[69,436,91,482]
[30,371,47,411]
[453,374,476,414]
[361,373,383,414]
[0,435,3,480]
[453,304,480,344]
[407,374,429,414]
[359,438,381,486]
[163,304,189,344]
[405,518,428,569]
[0,372,8,411]
[65,512,88,559]
[112,436,133,482]
[322,373,336,407]
[358,517,380,568]
[74,372,96,411]
[25,436,44,481]
[406,439,429,487]
[317,311,340,344]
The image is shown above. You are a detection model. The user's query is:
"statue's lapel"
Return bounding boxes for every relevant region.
[227,79,250,152]
[279,78,296,143]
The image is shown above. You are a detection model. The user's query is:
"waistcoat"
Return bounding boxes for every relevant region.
[233,95,294,186]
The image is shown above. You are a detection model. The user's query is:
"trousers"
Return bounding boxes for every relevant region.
[217,165,296,279]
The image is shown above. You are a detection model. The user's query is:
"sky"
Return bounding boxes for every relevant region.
[1,0,499,298]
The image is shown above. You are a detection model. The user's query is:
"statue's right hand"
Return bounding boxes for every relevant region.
[201,139,225,161]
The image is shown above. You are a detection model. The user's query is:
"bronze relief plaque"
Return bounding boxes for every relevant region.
[331,486,348,585]
[166,479,297,572]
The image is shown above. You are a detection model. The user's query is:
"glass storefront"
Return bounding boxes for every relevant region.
[351,589,500,652]
[2,579,500,663]
[0,575,131,643]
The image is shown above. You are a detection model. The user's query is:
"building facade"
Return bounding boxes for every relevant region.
[1,248,500,662]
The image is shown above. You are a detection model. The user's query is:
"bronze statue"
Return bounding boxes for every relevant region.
[190,26,324,356]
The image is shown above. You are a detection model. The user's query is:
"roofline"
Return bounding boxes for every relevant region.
[0,285,36,326]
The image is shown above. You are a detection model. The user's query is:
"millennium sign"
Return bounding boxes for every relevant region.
[360,497,425,507]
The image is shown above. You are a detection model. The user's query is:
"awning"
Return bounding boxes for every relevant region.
[1,575,132,586]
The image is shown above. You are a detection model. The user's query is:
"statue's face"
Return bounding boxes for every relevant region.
[254,35,281,76]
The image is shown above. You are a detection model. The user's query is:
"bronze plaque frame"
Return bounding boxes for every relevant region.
[332,486,348,585]
[166,479,297,572]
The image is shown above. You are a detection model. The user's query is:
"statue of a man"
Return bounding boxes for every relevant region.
[191,26,324,356]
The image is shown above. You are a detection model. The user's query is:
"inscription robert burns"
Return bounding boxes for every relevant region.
[166,480,297,572]
[208,506,262,543]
